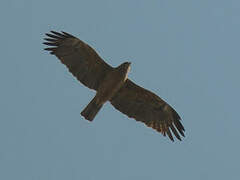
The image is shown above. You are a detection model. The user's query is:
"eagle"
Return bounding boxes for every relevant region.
[43,31,185,141]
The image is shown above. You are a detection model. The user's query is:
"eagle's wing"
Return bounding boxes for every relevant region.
[43,31,113,90]
[110,79,185,141]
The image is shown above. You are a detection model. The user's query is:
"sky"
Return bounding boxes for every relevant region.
[0,0,240,179]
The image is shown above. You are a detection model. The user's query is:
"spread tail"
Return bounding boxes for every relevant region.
[81,97,103,121]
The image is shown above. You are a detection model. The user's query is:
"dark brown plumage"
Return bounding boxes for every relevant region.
[43,31,185,141]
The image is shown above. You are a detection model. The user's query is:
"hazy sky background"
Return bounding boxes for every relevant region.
[1,0,240,179]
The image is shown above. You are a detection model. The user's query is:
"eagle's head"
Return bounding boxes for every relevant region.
[117,62,131,81]
[119,61,131,70]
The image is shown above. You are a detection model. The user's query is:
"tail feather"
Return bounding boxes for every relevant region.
[81,97,102,121]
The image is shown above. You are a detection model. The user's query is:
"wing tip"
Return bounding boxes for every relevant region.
[43,31,75,47]
[155,120,185,142]
[43,31,74,54]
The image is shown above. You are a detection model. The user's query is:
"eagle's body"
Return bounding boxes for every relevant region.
[81,62,131,121]
[44,31,185,141]
[96,62,131,104]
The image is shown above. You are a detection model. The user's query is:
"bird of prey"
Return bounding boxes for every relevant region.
[43,31,185,141]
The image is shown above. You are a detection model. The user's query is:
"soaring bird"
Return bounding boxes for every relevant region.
[43,31,185,141]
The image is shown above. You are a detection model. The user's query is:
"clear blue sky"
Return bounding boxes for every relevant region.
[1,0,239,179]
